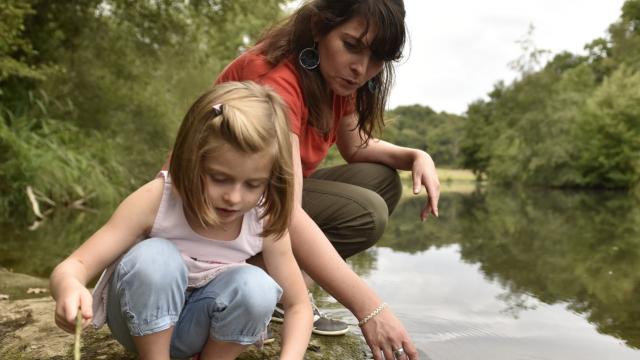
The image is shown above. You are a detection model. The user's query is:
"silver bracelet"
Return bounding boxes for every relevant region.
[358,302,387,326]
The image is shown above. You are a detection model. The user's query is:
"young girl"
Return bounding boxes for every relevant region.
[49,81,313,360]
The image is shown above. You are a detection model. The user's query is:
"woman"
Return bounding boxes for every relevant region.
[217,1,439,359]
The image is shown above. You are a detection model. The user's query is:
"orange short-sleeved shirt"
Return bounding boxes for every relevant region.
[216,49,355,177]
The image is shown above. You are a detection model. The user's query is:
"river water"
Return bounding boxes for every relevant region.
[331,187,640,359]
[2,185,639,359]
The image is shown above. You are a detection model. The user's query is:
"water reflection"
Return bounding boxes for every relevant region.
[362,246,640,360]
[0,208,112,278]
[371,187,640,353]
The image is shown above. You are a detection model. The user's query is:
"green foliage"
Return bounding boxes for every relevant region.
[462,53,596,186]
[0,0,42,83]
[576,65,640,188]
[319,104,464,169]
[459,91,498,178]
[0,0,289,222]
[0,93,130,221]
[383,105,465,167]
[318,145,346,168]
[460,0,640,189]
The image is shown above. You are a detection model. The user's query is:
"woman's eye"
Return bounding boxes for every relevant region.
[344,41,358,51]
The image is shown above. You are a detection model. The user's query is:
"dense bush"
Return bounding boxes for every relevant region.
[460,0,640,190]
[0,0,287,222]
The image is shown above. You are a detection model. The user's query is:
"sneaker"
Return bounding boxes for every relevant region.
[271,294,350,336]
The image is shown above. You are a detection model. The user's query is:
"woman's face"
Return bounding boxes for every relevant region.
[316,16,384,97]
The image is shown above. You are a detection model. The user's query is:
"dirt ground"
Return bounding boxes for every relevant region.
[0,268,366,359]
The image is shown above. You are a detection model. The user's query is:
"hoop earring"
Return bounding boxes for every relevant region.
[367,78,378,93]
[299,43,320,70]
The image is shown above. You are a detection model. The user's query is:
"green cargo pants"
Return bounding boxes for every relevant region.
[302,162,402,259]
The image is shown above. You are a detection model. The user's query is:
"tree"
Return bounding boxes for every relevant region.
[576,65,640,188]
[459,1,640,190]
[383,105,465,168]
[0,0,291,222]
[0,1,42,84]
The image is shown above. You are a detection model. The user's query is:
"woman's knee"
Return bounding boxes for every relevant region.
[357,192,389,249]
[367,163,402,214]
[314,162,402,214]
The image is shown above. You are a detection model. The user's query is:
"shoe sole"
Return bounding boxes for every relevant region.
[272,316,349,336]
[312,327,350,336]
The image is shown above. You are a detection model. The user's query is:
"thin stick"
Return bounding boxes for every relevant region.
[74,309,82,360]
[26,186,44,219]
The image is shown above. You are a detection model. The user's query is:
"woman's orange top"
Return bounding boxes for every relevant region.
[216,49,355,177]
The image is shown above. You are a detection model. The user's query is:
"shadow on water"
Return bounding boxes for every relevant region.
[375,186,640,350]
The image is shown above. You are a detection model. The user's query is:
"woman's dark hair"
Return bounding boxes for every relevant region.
[258,0,406,142]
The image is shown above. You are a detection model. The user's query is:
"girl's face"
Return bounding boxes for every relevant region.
[316,16,385,96]
[203,144,273,226]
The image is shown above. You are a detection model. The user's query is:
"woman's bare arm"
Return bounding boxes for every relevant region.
[288,133,420,360]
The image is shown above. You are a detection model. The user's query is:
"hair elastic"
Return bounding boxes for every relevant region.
[212,103,223,117]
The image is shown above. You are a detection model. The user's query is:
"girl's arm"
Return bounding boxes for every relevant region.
[49,178,164,333]
[336,113,440,220]
[262,231,313,360]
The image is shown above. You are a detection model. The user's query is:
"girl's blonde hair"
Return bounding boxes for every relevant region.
[169,81,293,238]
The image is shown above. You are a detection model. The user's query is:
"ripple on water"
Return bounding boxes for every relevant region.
[395,313,640,360]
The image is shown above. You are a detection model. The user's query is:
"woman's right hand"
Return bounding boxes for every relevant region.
[54,279,93,333]
[361,307,419,360]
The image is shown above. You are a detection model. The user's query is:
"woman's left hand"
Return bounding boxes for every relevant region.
[411,150,440,220]
[361,308,419,360]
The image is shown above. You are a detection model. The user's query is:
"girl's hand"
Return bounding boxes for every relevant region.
[54,279,93,333]
[411,150,440,220]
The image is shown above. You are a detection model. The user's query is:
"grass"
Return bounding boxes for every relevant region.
[399,167,482,197]
[437,168,478,182]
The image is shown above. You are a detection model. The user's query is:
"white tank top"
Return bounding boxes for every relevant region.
[91,171,265,328]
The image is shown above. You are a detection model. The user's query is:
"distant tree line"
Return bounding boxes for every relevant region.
[458,0,640,189]
[383,0,639,191]
[381,105,464,168]
[1,0,638,224]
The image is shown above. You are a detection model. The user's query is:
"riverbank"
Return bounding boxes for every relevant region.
[0,268,366,359]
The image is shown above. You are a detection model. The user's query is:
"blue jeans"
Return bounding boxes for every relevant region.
[106,238,282,358]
